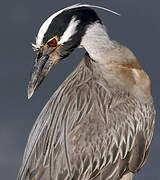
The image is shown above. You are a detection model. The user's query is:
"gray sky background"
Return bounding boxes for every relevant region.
[0,0,159,179]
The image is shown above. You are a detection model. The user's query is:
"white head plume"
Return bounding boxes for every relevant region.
[72,3,120,16]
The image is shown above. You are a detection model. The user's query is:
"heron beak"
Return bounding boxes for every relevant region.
[28,48,61,99]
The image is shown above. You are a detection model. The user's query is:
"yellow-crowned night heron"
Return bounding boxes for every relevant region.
[18,4,155,180]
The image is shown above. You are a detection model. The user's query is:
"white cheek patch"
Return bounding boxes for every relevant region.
[58,16,80,44]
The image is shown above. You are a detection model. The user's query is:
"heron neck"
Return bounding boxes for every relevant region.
[80,22,115,63]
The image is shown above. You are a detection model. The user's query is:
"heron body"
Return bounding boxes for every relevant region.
[18,4,155,180]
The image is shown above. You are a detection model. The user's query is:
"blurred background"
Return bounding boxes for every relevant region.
[0,0,159,179]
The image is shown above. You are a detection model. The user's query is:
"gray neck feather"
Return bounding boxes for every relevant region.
[80,22,114,63]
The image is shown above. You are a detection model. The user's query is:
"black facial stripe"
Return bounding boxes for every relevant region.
[42,7,101,44]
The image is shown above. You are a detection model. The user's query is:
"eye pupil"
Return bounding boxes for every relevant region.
[48,38,57,47]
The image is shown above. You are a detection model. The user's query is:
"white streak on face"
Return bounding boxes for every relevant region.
[36,16,55,48]
[35,3,119,49]
[58,16,80,44]
[36,4,82,48]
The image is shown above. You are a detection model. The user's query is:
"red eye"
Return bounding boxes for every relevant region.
[47,38,57,47]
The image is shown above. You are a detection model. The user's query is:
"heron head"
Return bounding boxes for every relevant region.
[28,4,119,98]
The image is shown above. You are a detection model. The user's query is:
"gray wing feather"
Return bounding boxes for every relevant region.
[18,58,155,180]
